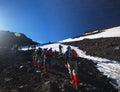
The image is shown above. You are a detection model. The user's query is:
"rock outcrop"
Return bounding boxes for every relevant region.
[0,30,38,48]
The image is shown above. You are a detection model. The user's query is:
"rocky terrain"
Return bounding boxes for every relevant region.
[0,48,118,92]
[0,29,119,92]
[63,37,120,61]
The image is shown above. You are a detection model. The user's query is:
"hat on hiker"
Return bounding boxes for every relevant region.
[67,45,71,49]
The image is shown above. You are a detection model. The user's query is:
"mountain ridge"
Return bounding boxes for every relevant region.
[0,30,38,48]
[60,26,120,43]
[73,25,120,39]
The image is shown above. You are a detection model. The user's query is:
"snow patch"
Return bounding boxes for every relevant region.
[59,26,120,42]
[84,30,99,35]
[14,32,21,37]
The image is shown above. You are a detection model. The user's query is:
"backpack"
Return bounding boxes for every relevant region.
[70,50,78,59]
[37,48,42,55]
[46,50,52,56]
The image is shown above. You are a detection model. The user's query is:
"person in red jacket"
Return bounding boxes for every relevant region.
[65,46,79,89]
[36,48,43,70]
[33,47,43,72]
[43,48,53,72]
[33,49,37,67]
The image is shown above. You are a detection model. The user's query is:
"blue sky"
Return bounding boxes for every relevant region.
[0,0,120,43]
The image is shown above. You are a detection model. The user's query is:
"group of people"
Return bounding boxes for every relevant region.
[33,47,53,72]
[32,45,79,89]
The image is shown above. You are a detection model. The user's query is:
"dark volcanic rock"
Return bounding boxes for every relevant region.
[0,49,118,92]
[42,81,60,92]
[63,37,120,61]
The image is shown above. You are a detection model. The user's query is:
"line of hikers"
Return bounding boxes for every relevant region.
[33,47,53,72]
[32,45,79,89]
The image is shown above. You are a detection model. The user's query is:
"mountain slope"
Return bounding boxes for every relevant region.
[58,26,120,89]
[0,30,38,48]
[63,37,120,61]
[0,48,117,92]
[60,26,120,43]
[61,26,120,61]
[20,25,120,91]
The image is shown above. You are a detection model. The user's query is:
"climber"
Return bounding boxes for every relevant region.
[43,48,53,72]
[65,46,79,89]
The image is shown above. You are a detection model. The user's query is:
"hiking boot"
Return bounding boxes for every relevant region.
[75,85,78,90]
[70,81,74,85]
[73,75,79,90]
[43,69,47,72]
[44,65,47,72]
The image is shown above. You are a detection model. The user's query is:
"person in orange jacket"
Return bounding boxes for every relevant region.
[65,46,79,89]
